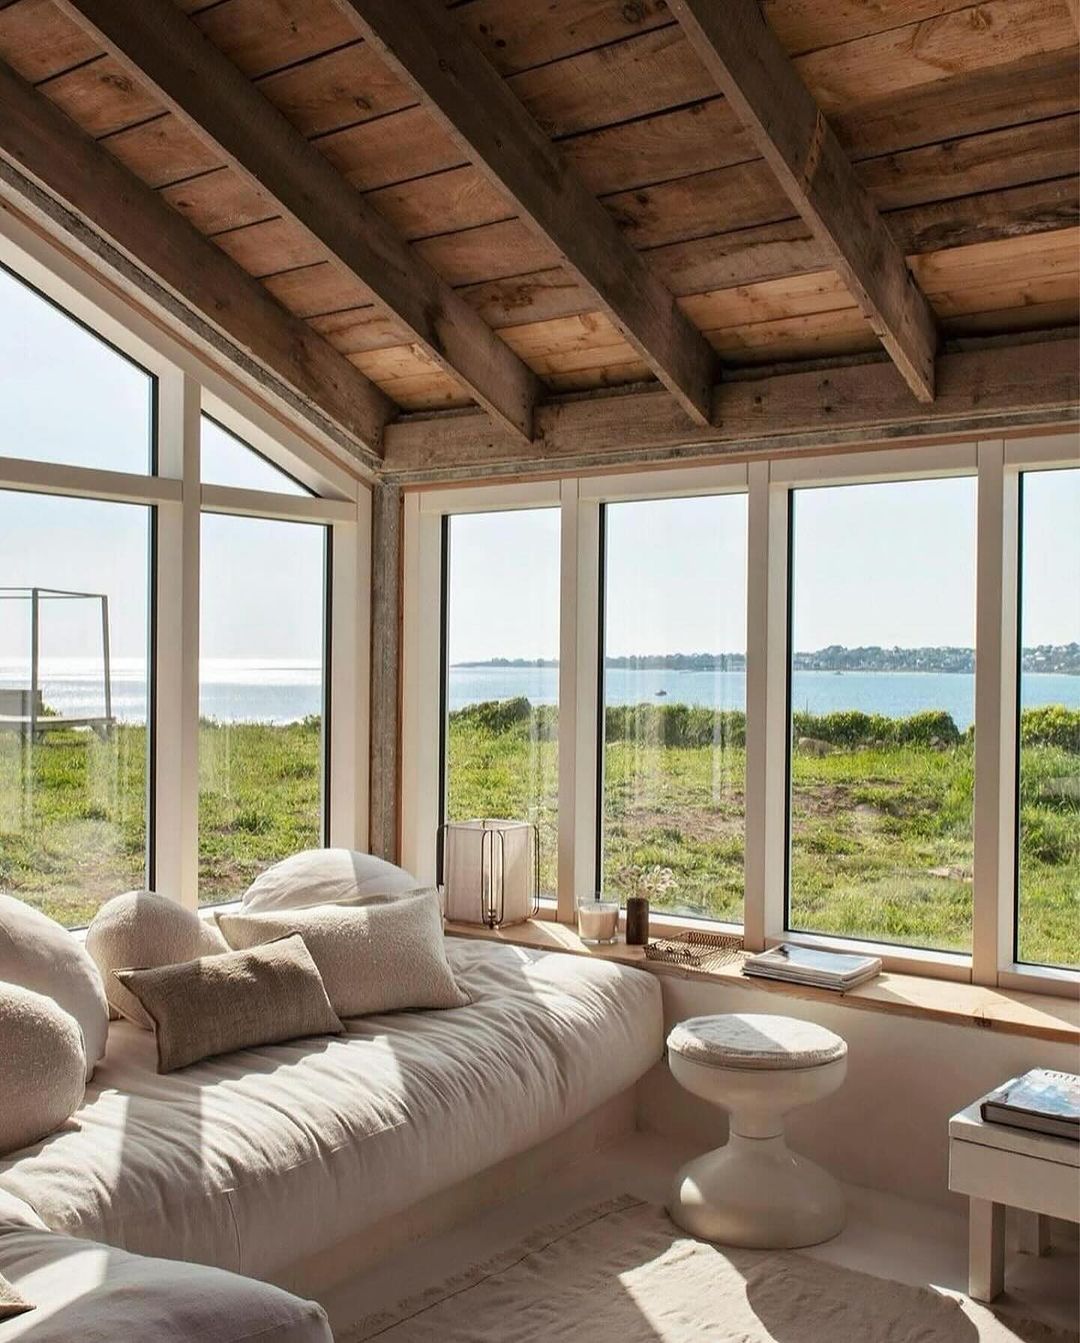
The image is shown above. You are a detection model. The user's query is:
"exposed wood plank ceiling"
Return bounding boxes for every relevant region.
[0,0,1075,472]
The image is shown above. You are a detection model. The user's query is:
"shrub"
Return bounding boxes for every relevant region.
[791,709,961,748]
[1020,705,1080,753]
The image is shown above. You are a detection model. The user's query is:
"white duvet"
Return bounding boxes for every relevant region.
[0,941,663,1281]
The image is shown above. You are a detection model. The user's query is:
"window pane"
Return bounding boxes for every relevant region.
[600,495,747,921]
[787,477,976,951]
[1017,468,1080,969]
[0,264,153,474]
[199,514,327,904]
[0,491,149,927]
[445,510,559,894]
[200,416,311,495]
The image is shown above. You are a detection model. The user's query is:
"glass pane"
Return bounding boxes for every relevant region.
[0,264,153,474]
[1017,468,1080,969]
[199,514,327,904]
[600,495,748,921]
[200,416,311,495]
[0,491,149,927]
[445,510,559,894]
[788,477,977,951]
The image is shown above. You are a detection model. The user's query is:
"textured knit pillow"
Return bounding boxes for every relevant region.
[0,893,108,1081]
[113,935,344,1073]
[241,848,419,913]
[217,889,471,1019]
[0,983,85,1157]
[86,890,228,1030]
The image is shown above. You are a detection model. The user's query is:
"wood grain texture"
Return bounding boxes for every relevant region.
[382,333,1079,476]
[0,55,392,455]
[336,0,716,425]
[668,0,939,402]
[56,0,542,440]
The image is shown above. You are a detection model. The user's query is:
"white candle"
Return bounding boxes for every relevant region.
[577,901,619,944]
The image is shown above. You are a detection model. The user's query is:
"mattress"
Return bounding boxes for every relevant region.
[0,940,663,1279]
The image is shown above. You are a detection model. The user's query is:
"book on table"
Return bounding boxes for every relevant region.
[742,943,882,991]
[980,1069,1080,1141]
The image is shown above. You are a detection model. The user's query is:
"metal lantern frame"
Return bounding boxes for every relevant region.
[438,818,541,928]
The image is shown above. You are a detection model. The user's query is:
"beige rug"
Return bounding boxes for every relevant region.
[347,1196,1076,1343]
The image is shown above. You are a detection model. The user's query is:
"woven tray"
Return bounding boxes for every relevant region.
[644,928,745,973]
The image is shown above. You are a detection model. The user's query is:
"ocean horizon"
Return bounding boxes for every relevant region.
[1,659,1077,729]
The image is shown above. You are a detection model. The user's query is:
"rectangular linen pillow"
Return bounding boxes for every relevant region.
[113,934,344,1073]
[216,888,471,1020]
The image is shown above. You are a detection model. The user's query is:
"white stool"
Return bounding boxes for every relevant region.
[667,1013,848,1249]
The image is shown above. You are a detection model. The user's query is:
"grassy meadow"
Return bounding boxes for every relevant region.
[0,698,1075,966]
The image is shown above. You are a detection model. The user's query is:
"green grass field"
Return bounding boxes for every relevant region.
[1,700,1075,967]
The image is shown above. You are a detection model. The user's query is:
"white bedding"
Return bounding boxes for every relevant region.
[0,941,662,1280]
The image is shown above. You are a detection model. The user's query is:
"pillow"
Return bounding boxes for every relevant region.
[216,889,471,1019]
[0,893,107,1081]
[85,890,228,1030]
[113,935,344,1073]
[0,983,85,1157]
[241,848,419,913]
[0,1272,33,1321]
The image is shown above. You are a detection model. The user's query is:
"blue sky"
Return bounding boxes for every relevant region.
[2,261,1078,666]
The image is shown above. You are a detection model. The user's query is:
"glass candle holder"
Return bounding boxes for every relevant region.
[577,894,620,945]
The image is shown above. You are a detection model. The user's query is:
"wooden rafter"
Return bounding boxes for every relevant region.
[382,334,1079,479]
[0,56,392,461]
[334,0,717,427]
[56,0,542,442]
[667,0,940,403]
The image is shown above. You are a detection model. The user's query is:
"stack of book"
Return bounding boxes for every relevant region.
[742,943,882,992]
[980,1069,1080,1141]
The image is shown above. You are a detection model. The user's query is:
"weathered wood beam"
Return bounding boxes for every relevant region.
[334,0,717,428]
[668,0,940,403]
[383,333,1079,480]
[56,0,541,442]
[0,56,391,463]
[369,481,401,862]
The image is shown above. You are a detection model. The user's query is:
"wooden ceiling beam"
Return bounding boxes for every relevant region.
[333,0,717,427]
[0,56,392,463]
[667,0,940,404]
[382,334,1079,480]
[56,0,541,442]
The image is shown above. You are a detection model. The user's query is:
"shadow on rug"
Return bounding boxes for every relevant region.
[346,1196,1077,1343]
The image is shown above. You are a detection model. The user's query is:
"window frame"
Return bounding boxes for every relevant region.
[0,205,372,917]
[402,441,1079,996]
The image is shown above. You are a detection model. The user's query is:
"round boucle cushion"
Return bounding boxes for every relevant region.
[667,1014,847,1070]
[0,983,85,1156]
[241,848,420,913]
[0,892,108,1081]
[85,890,228,1030]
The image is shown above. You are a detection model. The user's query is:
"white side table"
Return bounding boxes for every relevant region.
[949,1098,1079,1301]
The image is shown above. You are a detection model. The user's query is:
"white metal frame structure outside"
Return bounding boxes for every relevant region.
[0,208,372,914]
[401,437,1079,996]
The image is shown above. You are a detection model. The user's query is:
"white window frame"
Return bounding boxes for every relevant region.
[401,437,1079,996]
[0,208,371,917]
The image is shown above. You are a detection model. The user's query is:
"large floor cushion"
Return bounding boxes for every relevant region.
[0,1226,330,1342]
[0,942,663,1280]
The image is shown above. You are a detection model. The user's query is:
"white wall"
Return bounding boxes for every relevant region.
[637,975,1078,1209]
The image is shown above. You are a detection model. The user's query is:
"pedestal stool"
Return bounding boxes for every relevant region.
[667,1013,848,1249]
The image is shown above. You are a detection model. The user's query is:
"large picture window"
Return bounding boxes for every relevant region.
[786,477,977,952]
[599,495,747,921]
[1016,468,1080,969]
[0,491,150,927]
[198,513,329,904]
[443,509,560,893]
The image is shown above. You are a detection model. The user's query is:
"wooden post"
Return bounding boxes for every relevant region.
[369,482,401,861]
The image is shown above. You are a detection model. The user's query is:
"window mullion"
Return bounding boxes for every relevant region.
[972,439,1019,986]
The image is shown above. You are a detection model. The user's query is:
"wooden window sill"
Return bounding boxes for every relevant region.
[445,920,1079,1046]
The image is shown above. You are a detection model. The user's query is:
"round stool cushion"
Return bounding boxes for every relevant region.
[667,1013,846,1070]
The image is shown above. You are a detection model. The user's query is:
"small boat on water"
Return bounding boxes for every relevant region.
[655,689,668,697]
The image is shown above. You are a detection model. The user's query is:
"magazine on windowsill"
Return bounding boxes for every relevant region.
[742,943,882,992]
[980,1069,1080,1141]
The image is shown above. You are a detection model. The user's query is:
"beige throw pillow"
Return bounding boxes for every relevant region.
[217,889,471,1020]
[241,848,420,913]
[0,1272,33,1321]
[113,935,344,1073]
[0,893,108,1081]
[86,890,229,1030]
[0,983,85,1158]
